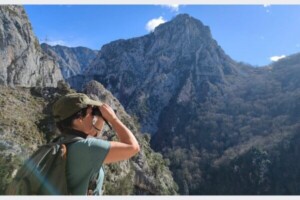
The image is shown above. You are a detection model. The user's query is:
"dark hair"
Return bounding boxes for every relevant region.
[56,106,91,133]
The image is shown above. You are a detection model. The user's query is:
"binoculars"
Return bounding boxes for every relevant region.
[91,106,112,130]
[92,106,102,117]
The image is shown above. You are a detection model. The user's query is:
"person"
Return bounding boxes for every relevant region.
[52,93,140,195]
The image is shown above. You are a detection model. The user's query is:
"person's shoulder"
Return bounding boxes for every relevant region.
[69,137,109,152]
[78,137,110,148]
[85,137,106,143]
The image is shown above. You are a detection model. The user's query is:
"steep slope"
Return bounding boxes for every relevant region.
[0,83,69,194]
[83,80,178,195]
[0,6,63,87]
[0,81,177,195]
[153,53,300,194]
[191,54,300,194]
[41,44,98,79]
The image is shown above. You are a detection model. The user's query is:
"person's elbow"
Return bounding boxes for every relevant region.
[131,143,140,156]
[135,143,141,153]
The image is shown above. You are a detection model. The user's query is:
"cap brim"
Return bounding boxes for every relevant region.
[86,99,103,107]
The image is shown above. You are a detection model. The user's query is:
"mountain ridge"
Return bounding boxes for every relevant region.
[41,43,98,79]
[68,13,243,135]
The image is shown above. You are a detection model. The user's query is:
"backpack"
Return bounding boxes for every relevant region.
[5,135,83,195]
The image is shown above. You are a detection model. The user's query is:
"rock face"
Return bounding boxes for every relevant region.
[41,44,98,79]
[68,14,240,134]
[0,5,63,87]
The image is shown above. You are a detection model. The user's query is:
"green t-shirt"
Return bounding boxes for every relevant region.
[66,137,111,195]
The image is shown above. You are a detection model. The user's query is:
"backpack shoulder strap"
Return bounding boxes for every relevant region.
[51,134,84,145]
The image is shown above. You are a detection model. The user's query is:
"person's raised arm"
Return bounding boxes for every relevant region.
[99,104,140,164]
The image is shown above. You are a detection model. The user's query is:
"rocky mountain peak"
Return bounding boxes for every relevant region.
[149,13,216,58]
[68,13,240,134]
[154,13,212,41]
[0,5,63,87]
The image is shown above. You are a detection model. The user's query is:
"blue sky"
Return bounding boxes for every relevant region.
[24,5,300,66]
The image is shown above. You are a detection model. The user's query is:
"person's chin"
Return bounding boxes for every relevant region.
[88,128,97,137]
[91,131,98,137]
[86,128,93,135]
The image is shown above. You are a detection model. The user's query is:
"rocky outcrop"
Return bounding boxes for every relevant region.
[0,6,63,87]
[83,80,178,195]
[41,44,98,79]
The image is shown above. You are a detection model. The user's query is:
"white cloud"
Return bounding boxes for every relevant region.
[263,4,271,13]
[162,4,180,12]
[270,55,286,62]
[145,16,166,32]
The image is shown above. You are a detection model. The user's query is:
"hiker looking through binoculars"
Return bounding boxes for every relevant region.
[52,93,140,195]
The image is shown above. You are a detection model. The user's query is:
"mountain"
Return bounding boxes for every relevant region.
[68,14,242,134]
[41,44,98,79]
[0,6,63,87]
[66,13,300,195]
[3,6,300,195]
[185,54,300,194]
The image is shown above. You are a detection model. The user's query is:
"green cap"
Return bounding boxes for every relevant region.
[52,93,103,122]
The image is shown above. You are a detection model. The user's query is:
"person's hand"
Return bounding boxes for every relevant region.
[99,104,118,123]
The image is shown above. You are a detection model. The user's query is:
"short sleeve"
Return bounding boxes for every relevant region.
[85,138,111,173]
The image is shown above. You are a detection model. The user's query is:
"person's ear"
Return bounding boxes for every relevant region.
[78,117,84,123]
[72,118,82,127]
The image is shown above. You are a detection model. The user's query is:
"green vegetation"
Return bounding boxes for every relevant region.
[104,163,135,195]
[151,60,300,194]
[0,154,23,194]
[0,84,72,195]
[0,86,45,194]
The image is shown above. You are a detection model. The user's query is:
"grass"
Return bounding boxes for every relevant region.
[0,86,47,194]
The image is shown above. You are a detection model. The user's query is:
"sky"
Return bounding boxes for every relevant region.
[23,5,300,67]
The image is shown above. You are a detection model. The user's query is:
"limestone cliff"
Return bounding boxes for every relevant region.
[0,5,63,87]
